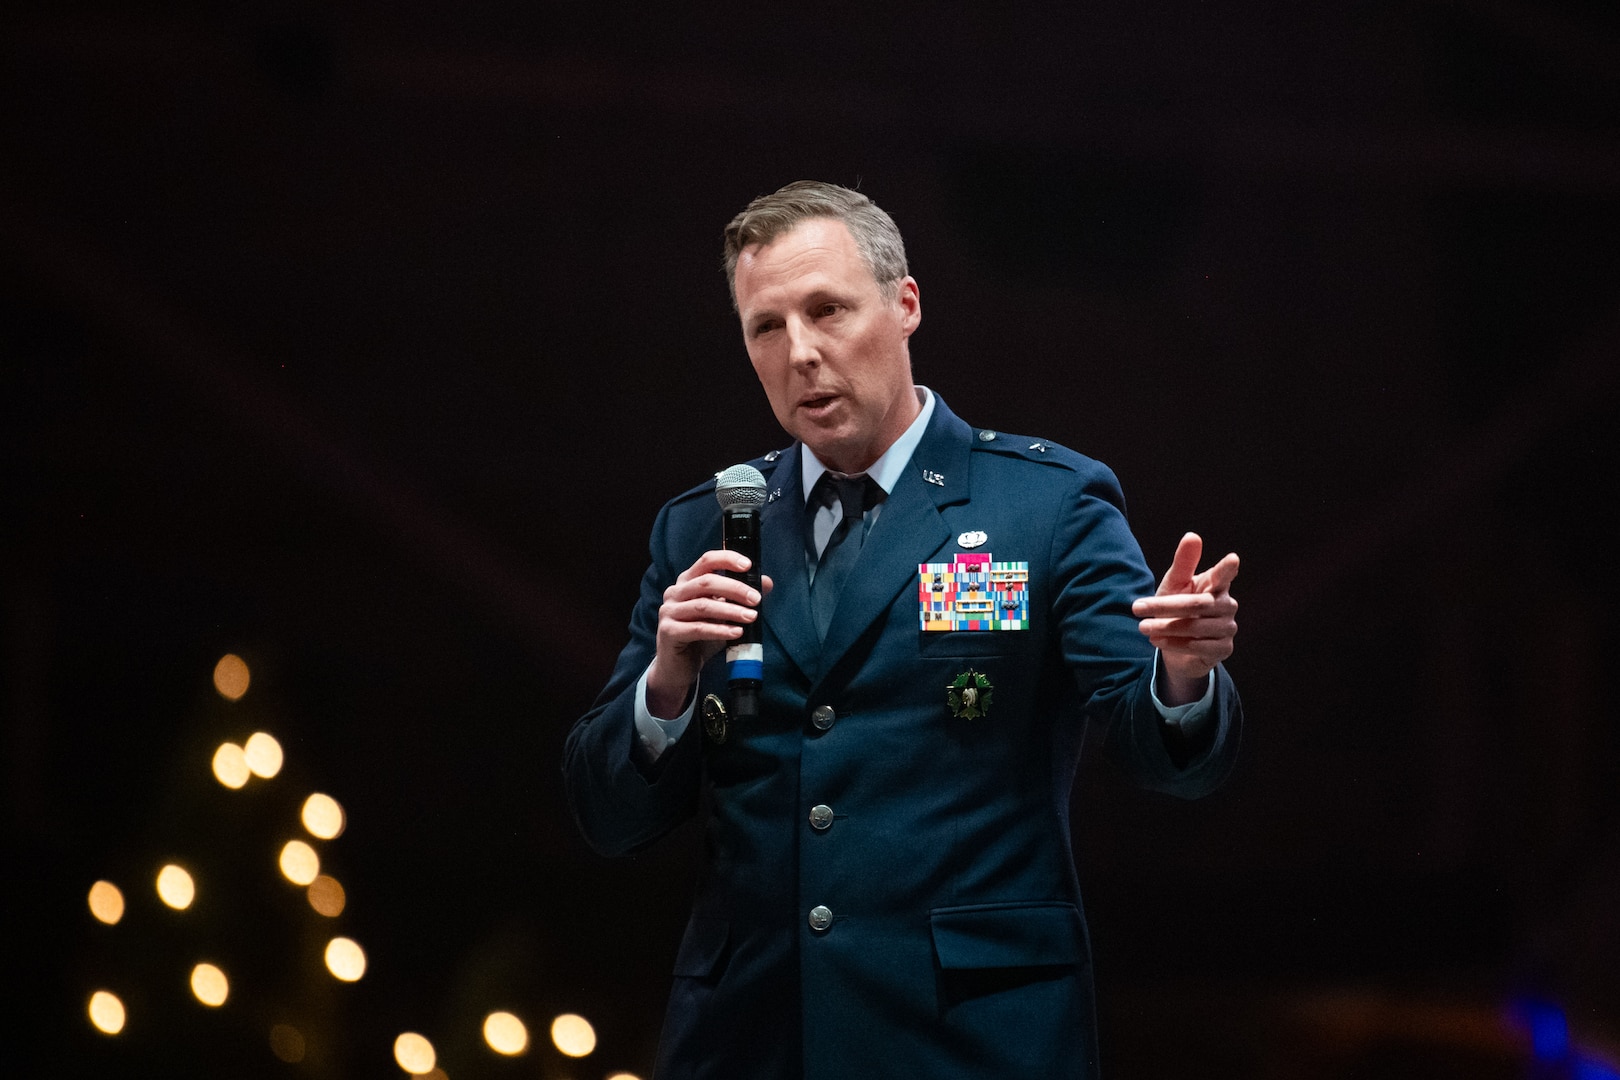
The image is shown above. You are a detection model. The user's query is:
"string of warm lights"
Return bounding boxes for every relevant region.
[82,651,640,1078]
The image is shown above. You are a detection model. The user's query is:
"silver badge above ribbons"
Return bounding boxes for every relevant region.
[957,531,987,549]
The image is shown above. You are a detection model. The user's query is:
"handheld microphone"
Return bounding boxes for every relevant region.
[715,464,767,722]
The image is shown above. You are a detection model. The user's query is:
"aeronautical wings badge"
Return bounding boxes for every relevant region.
[946,669,993,719]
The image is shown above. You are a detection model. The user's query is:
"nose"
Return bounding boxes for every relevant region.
[786,317,819,369]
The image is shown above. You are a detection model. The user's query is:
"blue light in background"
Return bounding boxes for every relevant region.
[1509,996,1620,1079]
[1574,1057,1620,1080]
[1515,998,1571,1061]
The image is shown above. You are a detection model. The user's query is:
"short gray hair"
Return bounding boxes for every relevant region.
[722,181,909,308]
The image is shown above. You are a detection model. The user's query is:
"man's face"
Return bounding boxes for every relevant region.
[733,218,922,475]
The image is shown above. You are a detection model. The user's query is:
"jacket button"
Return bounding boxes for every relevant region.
[808,905,833,932]
[808,804,834,830]
[810,705,836,731]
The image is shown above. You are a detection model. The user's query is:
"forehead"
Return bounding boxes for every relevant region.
[734,218,874,310]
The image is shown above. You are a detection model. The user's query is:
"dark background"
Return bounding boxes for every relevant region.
[5,1,1619,1077]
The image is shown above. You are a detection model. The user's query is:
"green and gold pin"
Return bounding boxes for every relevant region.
[946,669,993,719]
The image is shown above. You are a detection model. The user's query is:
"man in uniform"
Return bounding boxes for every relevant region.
[563,180,1241,1079]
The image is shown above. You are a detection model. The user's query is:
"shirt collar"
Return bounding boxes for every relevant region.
[801,386,936,504]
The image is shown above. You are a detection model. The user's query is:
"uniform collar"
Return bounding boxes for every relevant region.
[799,386,937,503]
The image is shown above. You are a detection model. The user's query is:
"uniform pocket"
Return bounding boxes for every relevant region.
[671,916,730,978]
[918,631,1030,658]
[929,900,1089,970]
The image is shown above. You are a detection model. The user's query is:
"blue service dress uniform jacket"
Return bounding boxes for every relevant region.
[562,395,1242,1080]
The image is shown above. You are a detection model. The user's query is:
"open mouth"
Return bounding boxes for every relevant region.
[800,393,839,415]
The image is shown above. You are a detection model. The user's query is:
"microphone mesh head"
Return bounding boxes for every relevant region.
[715,464,768,512]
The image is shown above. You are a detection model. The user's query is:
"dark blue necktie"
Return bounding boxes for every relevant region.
[808,474,881,641]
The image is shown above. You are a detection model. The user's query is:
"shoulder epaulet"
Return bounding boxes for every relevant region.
[665,445,794,506]
[967,428,1088,470]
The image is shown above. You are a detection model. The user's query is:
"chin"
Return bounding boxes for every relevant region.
[793,422,849,455]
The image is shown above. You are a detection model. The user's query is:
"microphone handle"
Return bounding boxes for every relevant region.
[722,506,762,721]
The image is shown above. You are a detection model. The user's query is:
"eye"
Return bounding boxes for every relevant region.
[753,318,781,337]
[815,302,842,318]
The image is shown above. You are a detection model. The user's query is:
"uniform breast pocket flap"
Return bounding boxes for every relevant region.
[929,900,1089,971]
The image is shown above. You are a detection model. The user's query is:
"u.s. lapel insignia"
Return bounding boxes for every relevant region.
[957,530,987,549]
[1029,441,1048,452]
[701,693,729,744]
[947,669,993,719]
[764,449,781,462]
[922,469,945,486]
[766,487,782,504]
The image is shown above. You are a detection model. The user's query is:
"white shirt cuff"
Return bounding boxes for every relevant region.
[1150,652,1215,735]
[634,667,695,762]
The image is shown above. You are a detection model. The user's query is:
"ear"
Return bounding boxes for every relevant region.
[895,276,921,337]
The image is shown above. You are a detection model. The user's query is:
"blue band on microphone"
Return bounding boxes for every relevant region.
[727,658,763,682]
[726,638,763,683]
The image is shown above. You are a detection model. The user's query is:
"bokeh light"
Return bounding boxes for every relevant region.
[393,1032,436,1074]
[190,963,229,1006]
[269,1023,306,1063]
[213,654,250,700]
[87,880,125,924]
[550,1013,596,1057]
[325,936,366,981]
[301,792,345,839]
[244,731,283,778]
[212,742,250,788]
[306,874,346,917]
[419,1070,449,1080]
[156,864,195,910]
[88,991,125,1034]
[483,1011,528,1055]
[279,840,320,886]
[606,1074,644,1080]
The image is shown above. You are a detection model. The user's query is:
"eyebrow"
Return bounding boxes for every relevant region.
[741,280,852,324]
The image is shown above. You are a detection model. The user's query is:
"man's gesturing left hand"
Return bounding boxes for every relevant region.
[1132,532,1239,705]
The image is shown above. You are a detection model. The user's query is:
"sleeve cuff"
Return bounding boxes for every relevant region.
[634,667,696,763]
[1150,652,1216,735]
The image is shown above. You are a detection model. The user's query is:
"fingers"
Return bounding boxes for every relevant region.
[1133,590,1237,618]
[1137,592,1236,637]
[1138,600,1236,676]
[675,548,757,586]
[1197,552,1240,593]
[660,583,760,640]
[1136,592,1236,667]
[1157,532,1203,595]
[1140,534,1239,674]
[651,550,769,703]
[1143,610,1236,655]
[659,599,757,641]
[670,550,761,603]
[1138,614,1237,642]
[665,577,760,613]
[659,550,764,645]
[1149,634,1235,677]
[1138,538,1240,613]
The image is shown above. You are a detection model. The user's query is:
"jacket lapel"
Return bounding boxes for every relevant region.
[758,444,819,682]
